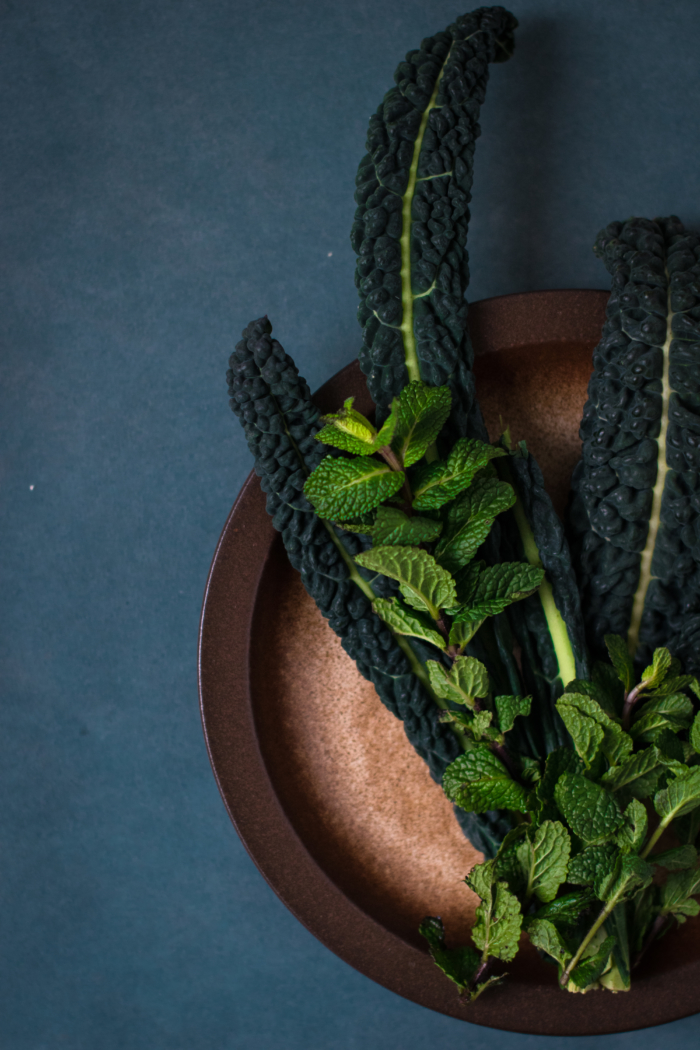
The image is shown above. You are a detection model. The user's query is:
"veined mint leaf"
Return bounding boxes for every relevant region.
[564,676,621,719]
[651,844,698,871]
[426,654,489,707]
[372,598,446,651]
[556,693,632,768]
[660,867,700,921]
[452,562,544,623]
[443,746,528,814]
[525,917,572,967]
[645,674,696,698]
[419,916,480,994]
[654,766,700,824]
[554,773,624,845]
[373,505,442,546]
[516,820,571,903]
[467,861,523,964]
[373,401,400,448]
[604,634,634,694]
[354,546,456,619]
[315,423,378,456]
[434,478,515,574]
[641,647,673,690]
[601,853,653,905]
[534,890,595,927]
[630,693,694,743]
[448,617,482,653]
[601,746,665,801]
[305,457,403,518]
[690,712,700,755]
[537,748,585,805]
[391,382,451,467]
[569,934,616,990]
[567,845,619,887]
[315,396,378,455]
[495,694,532,734]
[616,798,648,853]
[412,439,506,511]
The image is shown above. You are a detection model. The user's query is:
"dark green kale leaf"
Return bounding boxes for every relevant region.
[351,6,517,443]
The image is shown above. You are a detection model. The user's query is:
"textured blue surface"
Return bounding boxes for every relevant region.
[2,0,700,1045]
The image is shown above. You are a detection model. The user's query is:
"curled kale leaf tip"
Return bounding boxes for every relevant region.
[569,216,700,673]
[351,6,517,441]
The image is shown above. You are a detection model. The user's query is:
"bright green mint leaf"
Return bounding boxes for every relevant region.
[651,844,698,871]
[556,693,633,768]
[630,693,694,743]
[448,617,483,653]
[434,478,515,574]
[472,710,494,740]
[443,746,528,814]
[426,654,489,706]
[452,562,544,623]
[601,746,666,801]
[525,918,572,967]
[660,867,700,921]
[315,423,378,456]
[516,820,571,903]
[354,546,456,619]
[690,712,700,755]
[567,844,619,887]
[538,748,585,805]
[373,401,400,449]
[654,766,700,825]
[616,798,648,853]
[641,647,673,690]
[315,397,378,454]
[535,890,595,927]
[412,439,506,511]
[569,934,616,990]
[467,860,523,964]
[372,598,446,651]
[391,382,451,468]
[495,694,532,734]
[305,456,403,518]
[372,505,442,546]
[554,773,624,845]
[418,916,480,994]
[604,634,634,693]
[645,674,696,698]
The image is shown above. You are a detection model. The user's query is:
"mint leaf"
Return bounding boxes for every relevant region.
[651,844,698,871]
[569,934,616,990]
[372,598,446,650]
[373,505,442,546]
[601,853,653,904]
[654,766,700,824]
[412,439,506,511]
[630,693,694,742]
[554,773,624,845]
[604,634,635,693]
[516,820,571,903]
[451,562,544,622]
[567,845,619,887]
[448,617,482,653]
[434,477,515,574]
[495,694,532,734]
[315,396,380,455]
[467,861,523,963]
[525,917,572,967]
[660,867,700,921]
[537,748,585,805]
[690,712,700,755]
[315,423,379,456]
[641,647,673,690]
[419,916,480,994]
[443,746,528,814]
[305,457,403,518]
[616,798,648,853]
[601,746,666,801]
[354,546,456,619]
[535,890,595,927]
[391,382,451,467]
[556,693,632,768]
[426,654,489,707]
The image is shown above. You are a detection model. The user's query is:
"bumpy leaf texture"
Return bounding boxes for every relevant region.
[228,317,510,854]
[351,6,517,443]
[569,216,700,672]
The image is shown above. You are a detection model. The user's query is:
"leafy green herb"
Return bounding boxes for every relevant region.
[304,456,404,518]
[443,746,528,814]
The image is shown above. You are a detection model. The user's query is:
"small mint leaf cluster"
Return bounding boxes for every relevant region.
[424,638,700,999]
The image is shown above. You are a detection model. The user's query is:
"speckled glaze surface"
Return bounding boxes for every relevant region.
[199,290,700,1035]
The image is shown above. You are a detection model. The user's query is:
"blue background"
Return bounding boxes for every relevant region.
[3,0,700,1045]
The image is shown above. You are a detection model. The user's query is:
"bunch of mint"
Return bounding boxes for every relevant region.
[421,637,700,1000]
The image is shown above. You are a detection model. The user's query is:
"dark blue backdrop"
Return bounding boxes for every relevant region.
[3,1,700,1046]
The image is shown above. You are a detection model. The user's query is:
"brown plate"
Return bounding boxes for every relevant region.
[199,290,700,1035]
